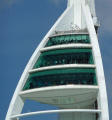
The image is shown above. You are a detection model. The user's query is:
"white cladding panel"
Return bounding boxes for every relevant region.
[55,6,74,31]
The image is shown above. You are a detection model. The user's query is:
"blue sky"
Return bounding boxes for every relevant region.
[0,0,112,119]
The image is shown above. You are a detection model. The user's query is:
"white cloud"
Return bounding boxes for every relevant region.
[96,0,112,33]
[0,0,65,9]
[4,0,18,6]
[49,0,65,5]
[0,0,20,9]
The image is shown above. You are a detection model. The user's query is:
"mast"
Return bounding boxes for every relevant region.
[67,0,98,28]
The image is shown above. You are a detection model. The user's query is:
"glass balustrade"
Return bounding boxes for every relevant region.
[34,48,94,68]
[45,34,90,47]
[23,68,97,90]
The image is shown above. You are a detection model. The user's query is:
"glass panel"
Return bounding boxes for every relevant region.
[23,68,97,90]
[34,48,94,68]
[45,34,90,47]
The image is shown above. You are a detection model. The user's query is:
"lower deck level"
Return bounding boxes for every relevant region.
[11,109,101,120]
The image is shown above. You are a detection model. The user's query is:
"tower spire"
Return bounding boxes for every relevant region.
[6,0,109,120]
[67,0,98,30]
[67,0,82,29]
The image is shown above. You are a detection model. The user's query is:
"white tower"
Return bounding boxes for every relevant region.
[6,0,109,120]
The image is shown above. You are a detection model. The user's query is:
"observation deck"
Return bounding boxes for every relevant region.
[21,32,99,110]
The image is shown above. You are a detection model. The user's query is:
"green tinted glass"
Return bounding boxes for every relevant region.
[45,34,90,47]
[34,48,94,68]
[23,68,97,90]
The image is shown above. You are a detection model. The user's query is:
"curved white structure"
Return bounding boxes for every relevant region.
[6,0,109,120]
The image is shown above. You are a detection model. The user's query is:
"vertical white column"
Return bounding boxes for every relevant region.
[68,0,82,29]
[82,2,109,120]
[73,0,82,29]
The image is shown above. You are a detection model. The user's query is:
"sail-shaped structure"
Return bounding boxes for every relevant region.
[6,0,109,120]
